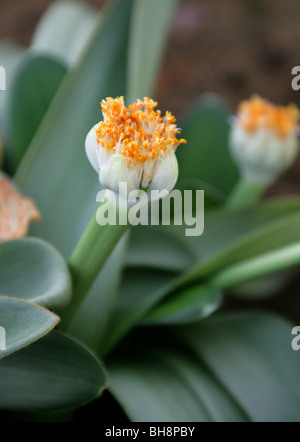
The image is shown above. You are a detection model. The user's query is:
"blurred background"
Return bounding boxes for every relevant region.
[1,0,300,321]
[1,0,300,193]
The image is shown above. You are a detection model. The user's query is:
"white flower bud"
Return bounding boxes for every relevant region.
[148,150,179,193]
[85,97,185,198]
[85,124,101,173]
[100,154,141,196]
[230,96,299,184]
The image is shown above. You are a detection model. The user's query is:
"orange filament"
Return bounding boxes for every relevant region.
[238,95,299,139]
[95,97,186,164]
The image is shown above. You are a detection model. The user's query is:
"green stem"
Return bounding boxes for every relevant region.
[227,178,267,209]
[60,203,128,332]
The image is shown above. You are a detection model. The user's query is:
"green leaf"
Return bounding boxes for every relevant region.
[0,296,59,359]
[104,200,300,350]
[137,197,300,270]
[127,0,179,102]
[31,0,98,66]
[3,53,67,170]
[228,270,296,301]
[108,329,248,422]
[0,332,106,412]
[109,312,300,422]
[213,241,300,290]
[143,283,222,325]
[188,197,300,262]
[147,198,300,288]
[104,272,220,353]
[103,198,300,352]
[0,238,72,309]
[177,209,300,288]
[121,198,300,321]
[0,41,23,104]
[125,225,195,272]
[0,41,23,159]
[103,267,177,355]
[178,313,300,422]
[177,94,238,198]
[126,196,300,283]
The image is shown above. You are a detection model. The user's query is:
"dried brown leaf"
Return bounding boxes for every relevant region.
[0,175,40,242]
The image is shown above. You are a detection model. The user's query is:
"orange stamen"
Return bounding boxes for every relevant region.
[238,95,299,139]
[95,97,186,164]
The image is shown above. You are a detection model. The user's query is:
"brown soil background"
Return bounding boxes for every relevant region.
[1,0,300,322]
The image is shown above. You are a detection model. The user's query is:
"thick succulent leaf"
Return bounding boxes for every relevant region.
[31,0,98,66]
[177,313,300,422]
[109,312,300,422]
[0,41,23,159]
[228,269,297,301]
[127,0,179,102]
[214,235,300,299]
[104,203,300,349]
[0,296,59,359]
[0,238,72,309]
[125,225,195,272]
[144,198,300,290]
[108,329,248,422]
[177,94,238,198]
[0,332,106,412]
[0,41,23,103]
[102,267,177,355]
[104,274,221,353]
[173,197,300,262]
[117,199,300,333]
[177,209,300,288]
[3,53,66,171]
[126,197,300,276]
[213,241,300,290]
[143,283,222,325]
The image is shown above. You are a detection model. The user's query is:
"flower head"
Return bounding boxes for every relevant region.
[0,174,40,242]
[86,97,186,196]
[230,95,299,183]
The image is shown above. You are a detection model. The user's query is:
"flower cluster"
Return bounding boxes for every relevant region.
[230,95,300,183]
[86,97,186,196]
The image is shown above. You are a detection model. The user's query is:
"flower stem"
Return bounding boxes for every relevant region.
[227,178,267,209]
[60,203,128,332]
